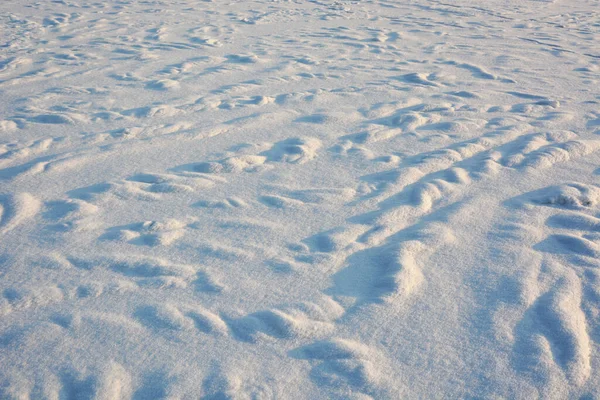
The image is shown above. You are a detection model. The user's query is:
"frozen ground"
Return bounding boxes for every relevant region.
[0,0,600,398]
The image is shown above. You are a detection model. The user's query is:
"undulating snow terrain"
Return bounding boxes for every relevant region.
[1,0,600,398]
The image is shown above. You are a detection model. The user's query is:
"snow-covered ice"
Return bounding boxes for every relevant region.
[1,0,600,398]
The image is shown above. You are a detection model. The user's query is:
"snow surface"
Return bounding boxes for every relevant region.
[1,0,600,398]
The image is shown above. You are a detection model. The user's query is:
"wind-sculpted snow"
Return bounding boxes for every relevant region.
[0,0,599,398]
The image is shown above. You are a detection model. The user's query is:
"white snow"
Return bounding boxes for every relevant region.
[1,0,600,398]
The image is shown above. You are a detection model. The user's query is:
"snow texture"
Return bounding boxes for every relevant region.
[1,0,600,398]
